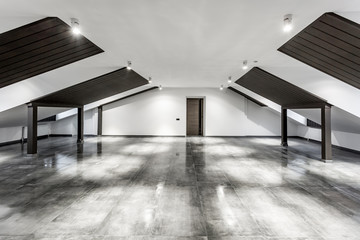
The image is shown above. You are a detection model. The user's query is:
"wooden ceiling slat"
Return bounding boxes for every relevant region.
[285,42,360,79]
[279,12,360,89]
[0,36,89,67]
[0,42,94,75]
[0,25,69,55]
[294,37,360,67]
[0,46,99,78]
[305,28,360,56]
[280,48,359,88]
[0,17,61,46]
[300,32,360,58]
[0,17,103,88]
[31,68,149,106]
[321,13,360,39]
[235,67,327,108]
[0,33,74,62]
[0,48,101,87]
[312,21,360,49]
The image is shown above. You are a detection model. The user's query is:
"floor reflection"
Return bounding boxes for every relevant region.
[0,136,359,239]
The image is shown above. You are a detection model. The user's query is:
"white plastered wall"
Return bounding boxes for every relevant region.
[50,109,98,136]
[0,125,50,144]
[99,88,298,136]
[50,88,300,137]
[297,126,360,152]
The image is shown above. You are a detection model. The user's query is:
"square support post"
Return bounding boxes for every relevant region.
[77,107,84,143]
[281,108,288,147]
[27,103,38,155]
[97,106,102,136]
[321,105,332,161]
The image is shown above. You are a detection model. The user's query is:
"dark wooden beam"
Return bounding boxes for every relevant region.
[283,102,331,109]
[281,108,288,147]
[27,103,38,155]
[30,101,82,108]
[321,105,332,161]
[97,106,102,136]
[77,107,84,143]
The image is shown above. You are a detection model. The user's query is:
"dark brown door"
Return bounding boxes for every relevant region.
[186,98,203,136]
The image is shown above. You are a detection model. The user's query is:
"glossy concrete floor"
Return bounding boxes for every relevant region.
[0,136,360,240]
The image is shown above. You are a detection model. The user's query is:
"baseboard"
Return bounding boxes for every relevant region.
[0,135,49,147]
[205,135,282,138]
[101,135,186,137]
[2,134,358,155]
[49,134,73,137]
[101,135,296,138]
[295,136,360,155]
[0,139,22,147]
[49,134,97,138]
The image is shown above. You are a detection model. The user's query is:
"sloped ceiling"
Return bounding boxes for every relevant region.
[0,17,103,88]
[294,107,360,134]
[100,86,158,107]
[228,87,267,107]
[0,105,70,128]
[278,12,360,89]
[0,0,359,133]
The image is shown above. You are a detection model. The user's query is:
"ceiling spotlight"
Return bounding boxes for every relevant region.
[220,85,224,91]
[148,77,152,84]
[71,18,81,35]
[242,60,248,70]
[127,61,132,70]
[228,76,232,84]
[283,14,293,32]
[159,85,162,90]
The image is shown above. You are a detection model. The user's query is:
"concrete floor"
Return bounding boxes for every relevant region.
[0,136,360,240]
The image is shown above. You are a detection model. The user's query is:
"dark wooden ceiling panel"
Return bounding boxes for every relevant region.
[31,68,148,106]
[0,17,104,88]
[227,87,267,107]
[278,12,360,89]
[235,67,327,108]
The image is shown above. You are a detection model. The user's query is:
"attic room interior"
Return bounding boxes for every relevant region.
[0,0,360,239]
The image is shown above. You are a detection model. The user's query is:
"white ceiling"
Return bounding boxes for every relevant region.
[0,0,359,131]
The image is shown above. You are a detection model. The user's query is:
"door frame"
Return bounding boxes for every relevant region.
[186,96,205,136]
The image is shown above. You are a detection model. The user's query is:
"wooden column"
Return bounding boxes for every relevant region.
[97,106,102,136]
[27,103,38,155]
[281,108,288,147]
[77,107,84,143]
[321,105,332,161]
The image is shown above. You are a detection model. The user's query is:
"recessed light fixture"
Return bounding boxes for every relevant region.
[242,60,248,70]
[283,14,293,32]
[228,76,232,84]
[220,85,224,90]
[127,61,132,70]
[159,85,162,90]
[148,77,152,84]
[71,18,81,35]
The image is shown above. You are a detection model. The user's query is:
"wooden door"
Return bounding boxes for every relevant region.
[186,98,203,136]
